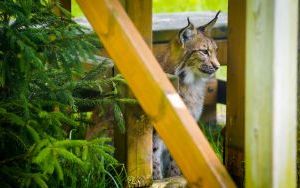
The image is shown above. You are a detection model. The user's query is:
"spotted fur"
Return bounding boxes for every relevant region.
[153,12,221,180]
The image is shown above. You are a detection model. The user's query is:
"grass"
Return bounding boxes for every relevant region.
[200,122,224,160]
[205,67,227,160]
[70,0,228,17]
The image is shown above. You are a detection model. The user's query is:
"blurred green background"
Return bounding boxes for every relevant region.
[153,0,227,13]
[71,0,228,17]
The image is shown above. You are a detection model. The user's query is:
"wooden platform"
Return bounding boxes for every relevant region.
[152,176,187,188]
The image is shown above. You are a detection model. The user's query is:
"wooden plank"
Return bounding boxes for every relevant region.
[216,40,227,66]
[224,0,246,186]
[152,12,228,42]
[123,0,153,187]
[74,12,228,42]
[245,0,298,187]
[204,79,218,106]
[60,0,71,11]
[125,0,152,48]
[298,2,300,184]
[152,12,227,32]
[76,0,235,187]
[151,176,187,188]
[201,79,217,124]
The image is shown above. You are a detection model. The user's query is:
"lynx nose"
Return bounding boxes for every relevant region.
[200,64,216,74]
[212,64,220,70]
[211,56,220,70]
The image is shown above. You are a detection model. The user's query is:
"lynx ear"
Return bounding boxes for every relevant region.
[197,11,220,35]
[178,17,196,45]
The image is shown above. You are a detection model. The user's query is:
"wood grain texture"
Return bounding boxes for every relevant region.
[225,0,246,186]
[151,176,187,188]
[125,0,152,48]
[297,1,300,184]
[60,0,71,11]
[76,0,235,187]
[123,0,153,187]
[74,12,228,42]
[201,78,217,124]
[246,0,298,187]
[152,12,228,42]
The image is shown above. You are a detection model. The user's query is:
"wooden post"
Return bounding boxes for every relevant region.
[225,0,246,187]
[298,2,300,184]
[60,0,71,11]
[76,0,236,187]
[246,0,298,187]
[123,0,153,187]
[202,79,218,124]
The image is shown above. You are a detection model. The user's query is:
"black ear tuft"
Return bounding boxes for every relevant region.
[187,17,192,25]
[197,11,220,35]
[178,17,196,45]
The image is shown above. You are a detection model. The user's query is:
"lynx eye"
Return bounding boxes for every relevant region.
[200,49,209,55]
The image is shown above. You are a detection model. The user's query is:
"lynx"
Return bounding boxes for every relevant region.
[153,12,221,179]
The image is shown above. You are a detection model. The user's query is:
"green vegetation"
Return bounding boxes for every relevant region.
[0,0,130,187]
[0,1,227,187]
[153,0,227,13]
[71,0,227,17]
[200,123,224,160]
[216,66,227,81]
[71,0,82,17]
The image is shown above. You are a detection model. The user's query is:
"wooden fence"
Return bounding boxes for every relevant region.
[75,6,230,188]
[58,0,298,187]
[76,0,235,187]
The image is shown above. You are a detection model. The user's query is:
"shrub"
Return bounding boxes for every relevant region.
[0,0,129,187]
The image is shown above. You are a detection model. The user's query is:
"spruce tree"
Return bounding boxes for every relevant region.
[0,0,130,187]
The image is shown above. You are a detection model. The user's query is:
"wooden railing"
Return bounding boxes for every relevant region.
[58,0,299,187]
[76,0,235,187]
[77,11,228,186]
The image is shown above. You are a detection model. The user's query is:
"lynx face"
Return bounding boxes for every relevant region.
[174,13,220,84]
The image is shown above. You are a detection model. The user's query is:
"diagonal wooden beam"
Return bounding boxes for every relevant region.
[76,0,235,187]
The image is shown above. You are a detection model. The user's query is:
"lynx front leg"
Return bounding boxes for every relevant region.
[167,157,181,177]
[153,132,166,179]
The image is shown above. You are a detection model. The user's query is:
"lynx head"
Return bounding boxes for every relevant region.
[174,12,220,84]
